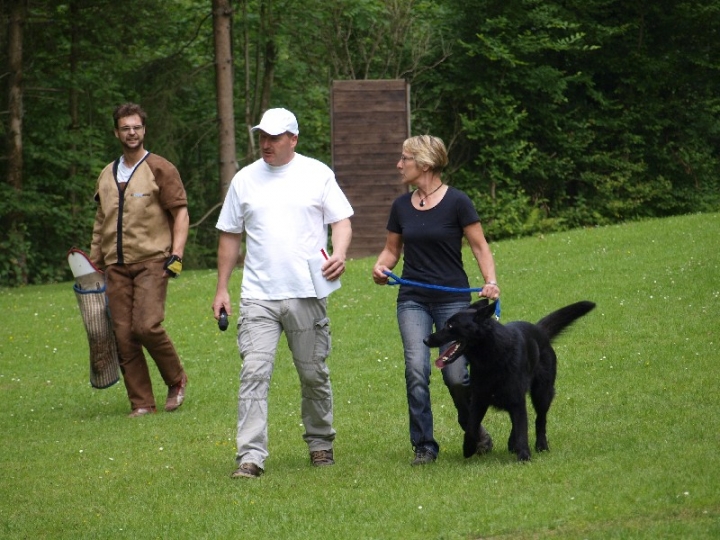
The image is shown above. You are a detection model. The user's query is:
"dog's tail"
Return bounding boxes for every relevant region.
[536,301,596,341]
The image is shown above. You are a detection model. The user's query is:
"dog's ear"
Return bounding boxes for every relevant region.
[473,299,498,322]
[470,298,489,310]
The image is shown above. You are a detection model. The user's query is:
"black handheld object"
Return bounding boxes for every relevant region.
[218,307,229,331]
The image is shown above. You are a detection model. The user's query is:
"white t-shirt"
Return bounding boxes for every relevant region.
[216,153,354,300]
[116,152,149,183]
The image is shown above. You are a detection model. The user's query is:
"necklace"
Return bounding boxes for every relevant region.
[417,183,444,207]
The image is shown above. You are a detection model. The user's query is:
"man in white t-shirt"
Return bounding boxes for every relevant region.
[213,108,353,479]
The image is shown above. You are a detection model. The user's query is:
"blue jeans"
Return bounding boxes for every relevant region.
[397,300,471,457]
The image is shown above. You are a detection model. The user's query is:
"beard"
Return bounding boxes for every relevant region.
[120,136,144,152]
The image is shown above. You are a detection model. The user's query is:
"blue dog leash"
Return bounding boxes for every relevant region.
[383,270,501,319]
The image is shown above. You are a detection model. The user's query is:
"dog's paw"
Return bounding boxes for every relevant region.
[463,435,477,458]
[535,439,549,452]
[516,449,531,461]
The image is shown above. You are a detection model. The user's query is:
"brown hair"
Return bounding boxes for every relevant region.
[113,103,147,129]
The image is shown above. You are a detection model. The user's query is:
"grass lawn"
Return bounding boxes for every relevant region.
[1,212,718,539]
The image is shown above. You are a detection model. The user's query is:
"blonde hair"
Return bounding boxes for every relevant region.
[402,135,448,173]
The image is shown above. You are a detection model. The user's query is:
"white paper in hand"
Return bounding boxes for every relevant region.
[307,249,341,299]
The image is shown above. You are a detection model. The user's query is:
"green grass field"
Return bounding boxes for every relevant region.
[1,212,718,539]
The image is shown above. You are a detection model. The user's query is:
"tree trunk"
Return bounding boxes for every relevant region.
[68,0,80,218]
[8,0,24,192]
[241,0,277,164]
[212,0,238,199]
[241,0,255,162]
[257,0,276,116]
[7,0,28,284]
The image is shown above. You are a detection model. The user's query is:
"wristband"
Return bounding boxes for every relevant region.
[164,254,183,277]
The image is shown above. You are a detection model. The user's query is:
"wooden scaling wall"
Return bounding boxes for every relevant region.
[331,80,410,259]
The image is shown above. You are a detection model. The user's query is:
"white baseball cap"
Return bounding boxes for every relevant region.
[251,108,299,136]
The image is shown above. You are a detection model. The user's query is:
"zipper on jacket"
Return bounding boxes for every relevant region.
[112,153,151,265]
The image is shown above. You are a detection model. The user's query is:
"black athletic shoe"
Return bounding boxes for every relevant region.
[411,450,437,466]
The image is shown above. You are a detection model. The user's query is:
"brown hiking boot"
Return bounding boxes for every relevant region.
[128,406,156,418]
[165,372,187,412]
[231,462,264,479]
[310,449,335,467]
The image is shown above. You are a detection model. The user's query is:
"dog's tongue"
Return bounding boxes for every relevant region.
[434,342,460,369]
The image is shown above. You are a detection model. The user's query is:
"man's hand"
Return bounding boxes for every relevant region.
[322,255,346,282]
[163,254,183,278]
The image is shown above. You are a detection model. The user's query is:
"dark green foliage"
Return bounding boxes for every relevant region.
[416,0,720,235]
[0,0,220,284]
[1,0,719,285]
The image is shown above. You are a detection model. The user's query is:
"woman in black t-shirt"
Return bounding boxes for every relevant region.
[372,135,500,466]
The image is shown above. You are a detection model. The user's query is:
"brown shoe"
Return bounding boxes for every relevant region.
[165,372,187,412]
[231,462,264,479]
[128,406,156,418]
[310,449,335,467]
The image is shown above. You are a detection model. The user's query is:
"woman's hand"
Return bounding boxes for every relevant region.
[480,282,500,300]
[372,264,391,285]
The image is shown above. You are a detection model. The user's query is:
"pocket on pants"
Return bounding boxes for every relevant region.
[238,315,254,358]
[313,317,331,359]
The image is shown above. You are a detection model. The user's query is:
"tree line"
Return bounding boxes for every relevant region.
[1,0,719,286]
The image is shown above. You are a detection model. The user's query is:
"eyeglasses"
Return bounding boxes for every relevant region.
[399,155,415,163]
[118,125,145,133]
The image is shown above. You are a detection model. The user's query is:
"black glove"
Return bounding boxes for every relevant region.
[163,254,183,278]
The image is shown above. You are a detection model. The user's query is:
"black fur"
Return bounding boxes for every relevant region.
[424,299,596,461]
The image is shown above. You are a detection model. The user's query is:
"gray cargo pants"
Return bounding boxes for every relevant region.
[234,298,335,469]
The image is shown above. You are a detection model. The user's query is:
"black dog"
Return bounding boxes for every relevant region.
[424,299,595,461]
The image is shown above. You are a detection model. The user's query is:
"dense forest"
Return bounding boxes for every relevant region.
[1,0,719,286]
